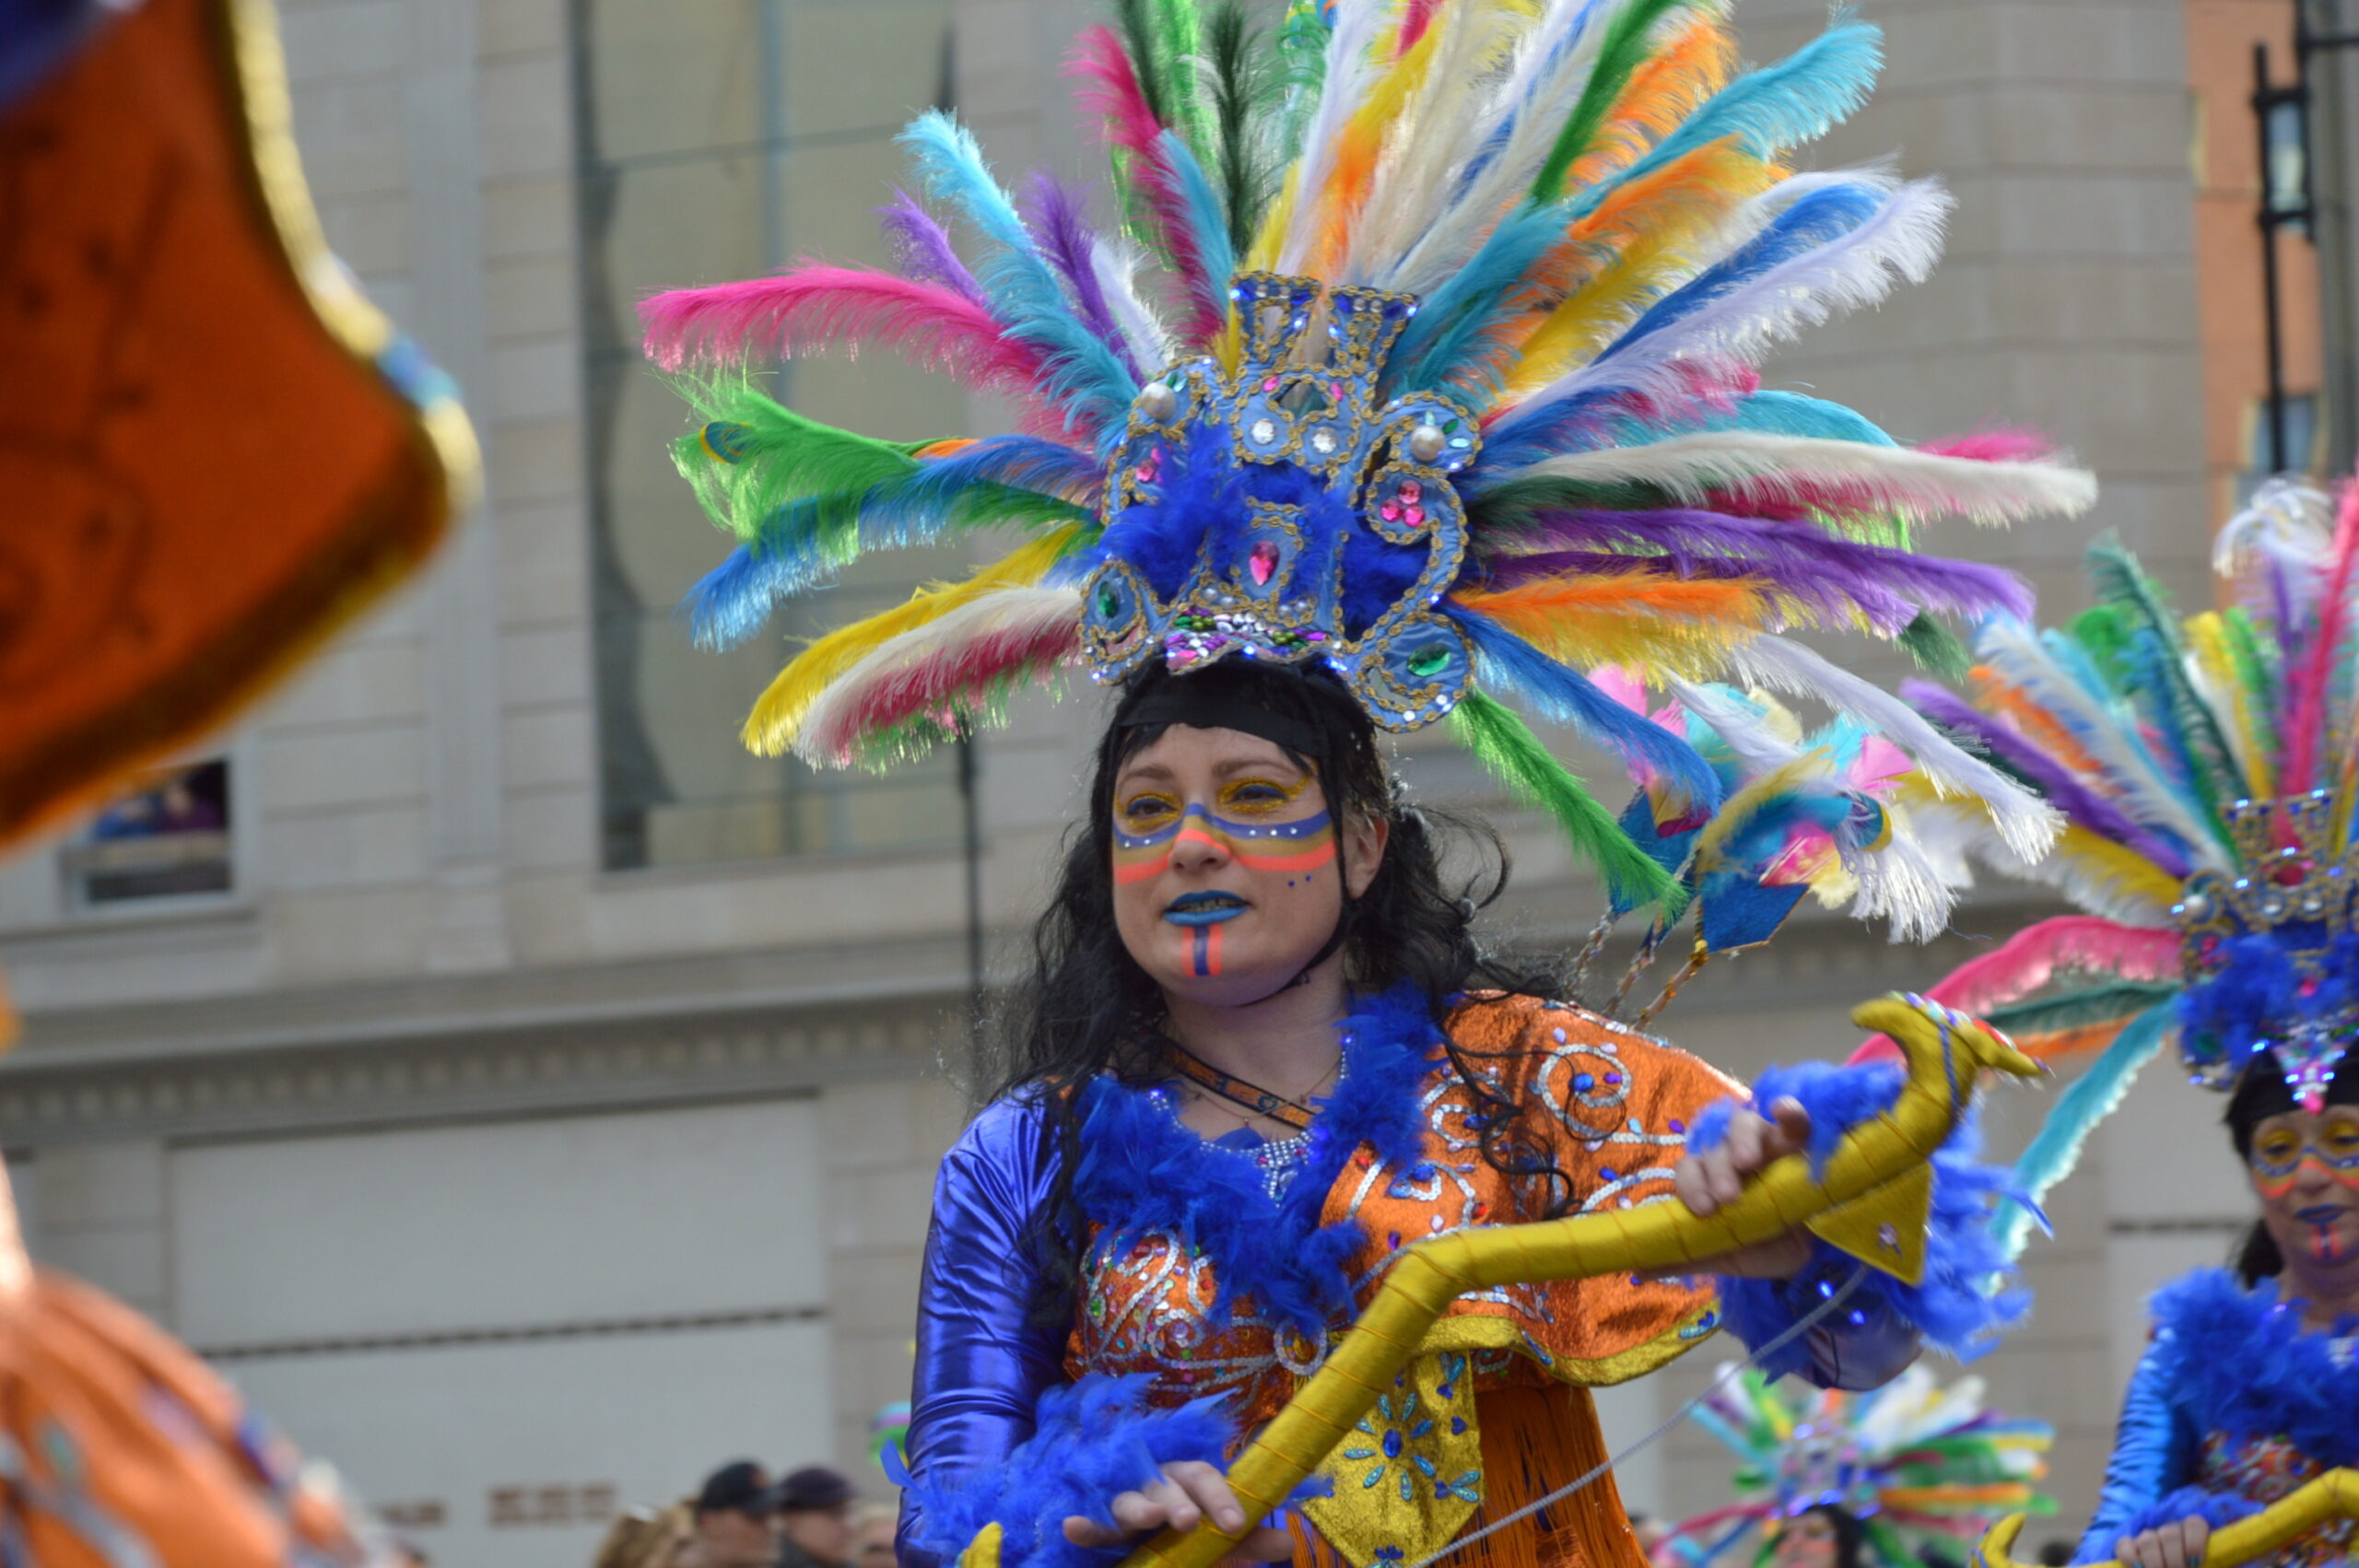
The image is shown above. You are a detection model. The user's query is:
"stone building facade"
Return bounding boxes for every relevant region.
[0,1,2236,1564]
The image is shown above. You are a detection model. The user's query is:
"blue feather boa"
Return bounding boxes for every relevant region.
[898,1374,1250,1568]
[2143,1268,2359,1470]
[1689,1060,2031,1377]
[1073,984,1443,1338]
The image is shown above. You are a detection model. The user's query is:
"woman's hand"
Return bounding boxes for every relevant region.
[2115,1516,2209,1568]
[1062,1460,1296,1562]
[1671,1097,1814,1279]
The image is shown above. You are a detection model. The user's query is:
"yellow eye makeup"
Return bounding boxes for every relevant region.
[1216,776,1308,814]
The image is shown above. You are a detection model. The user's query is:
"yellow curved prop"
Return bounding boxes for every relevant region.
[1058,995,2036,1568]
[1975,1472,2359,1568]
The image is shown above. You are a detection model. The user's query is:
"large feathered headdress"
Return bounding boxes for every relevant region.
[1864,478,2359,1254]
[1666,1363,2055,1568]
[640,0,2095,908]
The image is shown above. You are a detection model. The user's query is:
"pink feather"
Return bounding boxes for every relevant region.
[639,264,1049,392]
[1917,427,2057,464]
[808,618,1083,765]
[1846,914,2178,1062]
[1066,27,1223,346]
[1395,0,1443,57]
[2282,479,2359,791]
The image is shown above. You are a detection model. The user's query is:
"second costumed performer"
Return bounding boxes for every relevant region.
[1856,480,2359,1568]
[638,4,2100,1566]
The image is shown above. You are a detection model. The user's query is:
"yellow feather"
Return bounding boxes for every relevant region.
[1692,749,1835,870]
[1308,5,1451,277]
[741,525,1085,753]
[2187,611,2272,796]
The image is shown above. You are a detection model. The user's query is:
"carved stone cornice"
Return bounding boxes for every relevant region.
[0,895,2063,1149]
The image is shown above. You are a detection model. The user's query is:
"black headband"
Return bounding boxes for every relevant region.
[1121,679,1325,757]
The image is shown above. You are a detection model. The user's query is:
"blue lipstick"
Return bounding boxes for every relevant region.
[1164,891,1247,927]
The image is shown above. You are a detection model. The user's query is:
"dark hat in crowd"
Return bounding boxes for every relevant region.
[696,1460,779,1516]
[775,1466,853,1514]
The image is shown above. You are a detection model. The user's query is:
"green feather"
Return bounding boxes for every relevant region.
[1981,982,2178,1037]
[667,373,1090,579]
[1270,0,1329,163]
[1898,611,1974,681]
[1112,0,1173,125]
[1528,0,1696,206]
[1449,691,1685,913]
[1203,2,1277,254]
[666,373,931,544]
[2221,604,2283,766]
[1154,0,1217,168]
[2083,536,2243,832]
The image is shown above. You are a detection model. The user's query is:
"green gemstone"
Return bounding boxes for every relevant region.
[1408,645,1451,678]
[1442,418,1461,433]
[1095,583,1121,618]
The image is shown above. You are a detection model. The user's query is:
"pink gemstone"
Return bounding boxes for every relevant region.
[1249,541,1280,586]
[1379,503,1401,521]
[1400,480,1423,503]
[1403,505,1425,527]
[1262,377,1279,392]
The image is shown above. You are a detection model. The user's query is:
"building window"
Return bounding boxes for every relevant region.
[571,0,967,872]
[64,760,234,907]
[2238,392,2320,504]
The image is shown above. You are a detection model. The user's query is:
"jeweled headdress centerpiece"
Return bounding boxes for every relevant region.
[1080,272,1481,732]
[2176,790,2359,1105]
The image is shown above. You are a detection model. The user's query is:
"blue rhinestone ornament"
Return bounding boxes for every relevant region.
[2175,791,2359,1107]
[1080,273,1482,733]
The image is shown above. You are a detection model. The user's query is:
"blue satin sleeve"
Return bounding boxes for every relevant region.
[897,1096,1069,1568]
[2075,1335,2197,1562]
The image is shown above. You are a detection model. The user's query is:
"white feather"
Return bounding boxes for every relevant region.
[1720,635,2062,862]
[1508,430,2099,525]
[1906,791,2178,928]
[1510,180,1952,422]
[1344,3,1524,285]
[1381,0,1625,296]
[794,586,1083,766]
[1090,239,1175,372]
[1273,0,1389,275]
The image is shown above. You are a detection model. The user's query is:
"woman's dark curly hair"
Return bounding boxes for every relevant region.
[986,657,1577,1313]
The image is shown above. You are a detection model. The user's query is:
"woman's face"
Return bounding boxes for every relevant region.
[1772,1511,1841,1568]
[1109,723,1385,1006]
[2247,1103,2359,1273]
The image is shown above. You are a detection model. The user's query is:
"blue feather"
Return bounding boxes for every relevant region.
[899,111,1140,442]
[1567,20,1884,220]
[1594,183,1885,363]
[1446,607,1725,815]
[1473,389,1895,484]
[1162,130,1237,343]
[1695,1061,2032,1371]
[898,1374,1256,1568]
[1989,1003,2171,1260]
[1385,198,1573,397]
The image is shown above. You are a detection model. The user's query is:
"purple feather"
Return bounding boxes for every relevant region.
[1481,508,2032,634]
[1022,171,1141,381]
[1901,681,2194,877]
[877,189,991,309]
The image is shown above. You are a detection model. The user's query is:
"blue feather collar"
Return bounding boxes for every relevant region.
[1070,983,1444,1338]
[2148,1268,2359,1469]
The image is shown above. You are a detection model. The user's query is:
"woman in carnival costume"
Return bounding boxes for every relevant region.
[638,2,2101,1565]
[1661,1364,2055,1568]
[1861,480,2359,1568]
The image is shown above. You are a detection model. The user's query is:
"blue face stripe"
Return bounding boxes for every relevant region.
[1112,802,1334,851]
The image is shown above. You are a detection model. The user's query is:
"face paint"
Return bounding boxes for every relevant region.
[1113,802,1337,882]
[2248,1111,2359,1197]
[1190,921,1224,977]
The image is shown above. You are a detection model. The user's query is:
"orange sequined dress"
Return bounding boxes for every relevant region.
[898,987,1921,1568]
